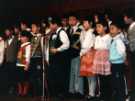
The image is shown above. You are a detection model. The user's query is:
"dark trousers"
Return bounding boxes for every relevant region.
[130,51,135,101]
[48,53,69,96]
[29,57,43,96]
[99,75,112,101]
[0,64,9,95]
[5,62,17,91]
[111,63,126,101]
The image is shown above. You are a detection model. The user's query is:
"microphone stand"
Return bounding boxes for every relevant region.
[41,35,49,101]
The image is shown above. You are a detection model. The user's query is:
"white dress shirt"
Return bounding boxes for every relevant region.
[22,42,31,63]
[72,22,83,33]
[7,36,14,45]
[94,34,112,50]
[80,28,95,56]
[56,27,70,52]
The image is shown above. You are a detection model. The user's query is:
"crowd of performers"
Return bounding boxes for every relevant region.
[0,11,135,101]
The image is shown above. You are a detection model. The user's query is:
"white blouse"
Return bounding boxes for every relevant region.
[0,40,5,65]
[21,42,31,64]
[80,29,95,56]
[94,34,112,50]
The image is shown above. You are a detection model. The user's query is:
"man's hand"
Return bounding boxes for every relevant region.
[50,48,58,54]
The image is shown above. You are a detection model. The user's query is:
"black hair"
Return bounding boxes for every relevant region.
[31,22,40,27]
[20,31,32,39]
[96,17,109,33]
[13,24,20,29]
[20,21,28,26]
[68,12,79,20]
[0,32,4,38]
[110,19,124,30]
[82,16,92,23]
[96,20,108,27]
[61,14,69,19]
[5,27,14,32]
[123,8,135,20]
[49,17,62,26]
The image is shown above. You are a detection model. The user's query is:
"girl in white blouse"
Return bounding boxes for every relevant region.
[80,17,96,100]
[92,20,112,101]
[16,31,31,96]
[92,21,112,75]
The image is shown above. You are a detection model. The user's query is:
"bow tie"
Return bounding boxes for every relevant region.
[53,32,57,35]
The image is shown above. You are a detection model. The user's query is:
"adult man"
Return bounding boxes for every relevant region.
[124,12,135,101]
[4,28,19,95]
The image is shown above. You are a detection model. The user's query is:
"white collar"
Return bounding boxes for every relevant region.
[99,34,108,38]
[73,22,80,28]
[113,34,121,40]
[76,22,80,27]
[31,32,41,37]
[85,28,94,33]
[56,27,62,34]
[21,42,30,47]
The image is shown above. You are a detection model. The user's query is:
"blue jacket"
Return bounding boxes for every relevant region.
[109,34,126,64]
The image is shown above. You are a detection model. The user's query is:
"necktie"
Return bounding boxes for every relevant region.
[111,39,114,44]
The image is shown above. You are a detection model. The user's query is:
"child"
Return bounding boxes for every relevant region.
[16,31,31,96]
[30,23,43,96]
[48,17,70,97]
[80,17,96,100]
[92,20,112,101]
[68,14,84,96]
[109,21,126,101]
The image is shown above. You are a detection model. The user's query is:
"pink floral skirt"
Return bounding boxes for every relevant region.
[91,50,111,75]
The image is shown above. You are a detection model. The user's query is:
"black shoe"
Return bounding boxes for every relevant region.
[57,93,65,99]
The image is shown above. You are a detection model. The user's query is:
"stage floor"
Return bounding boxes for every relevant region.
[0,96,100,101]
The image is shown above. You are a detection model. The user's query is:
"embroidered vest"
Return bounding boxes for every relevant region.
[31,36,42,57]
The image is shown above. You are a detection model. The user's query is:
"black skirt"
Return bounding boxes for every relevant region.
[16,66,29,82]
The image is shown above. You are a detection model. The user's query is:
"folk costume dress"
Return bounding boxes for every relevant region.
[92,34,112,75]
[80,28,96,97]
[16,42,31,82]
[91,34,112,100]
